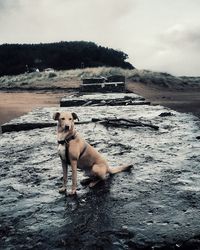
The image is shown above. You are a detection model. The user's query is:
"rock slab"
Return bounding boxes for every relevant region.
[0,105,200,249]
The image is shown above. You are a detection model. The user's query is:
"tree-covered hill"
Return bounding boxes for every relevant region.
[0,41,134,76]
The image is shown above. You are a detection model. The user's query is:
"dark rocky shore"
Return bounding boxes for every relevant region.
[1,94,200,249]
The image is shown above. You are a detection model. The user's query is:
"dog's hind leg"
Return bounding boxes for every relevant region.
[89,179,101,188]
[89,164,108,188]
[80,177,95,186]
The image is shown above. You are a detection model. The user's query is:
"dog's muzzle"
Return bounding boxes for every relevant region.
[64,125,70,131]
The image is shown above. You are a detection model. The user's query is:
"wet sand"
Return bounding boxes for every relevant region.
[0,92,65,125]
[127,82,200,118]
[0,84,200,126]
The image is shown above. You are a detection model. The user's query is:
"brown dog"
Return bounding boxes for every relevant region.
[53,111,132,195]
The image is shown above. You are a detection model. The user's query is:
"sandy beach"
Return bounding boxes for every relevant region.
[127,82,200,118]
[0,91,65,125]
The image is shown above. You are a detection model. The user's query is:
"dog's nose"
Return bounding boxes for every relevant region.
[65,125,70,131]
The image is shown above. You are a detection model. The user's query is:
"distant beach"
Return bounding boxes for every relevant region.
[0,91,64,125]
[0,85,199,127]
[127,81,200,119]
[0,67,200,125]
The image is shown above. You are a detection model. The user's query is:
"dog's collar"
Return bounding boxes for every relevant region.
[57,133,77,145]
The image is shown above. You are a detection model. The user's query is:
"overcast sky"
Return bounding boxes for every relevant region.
[0,0,199,76]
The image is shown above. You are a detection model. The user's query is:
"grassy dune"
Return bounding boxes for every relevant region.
[0,67,199,90]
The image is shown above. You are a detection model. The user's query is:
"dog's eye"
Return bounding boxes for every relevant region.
[61,118,65,120]
[69,118,72,120]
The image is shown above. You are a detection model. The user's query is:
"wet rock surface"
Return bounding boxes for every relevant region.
[60,93,149,107]
[0,104,200,249]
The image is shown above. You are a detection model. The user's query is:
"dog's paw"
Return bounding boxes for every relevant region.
[59,187,67,194]
[89,179,101,188]
[80,178,93,186]
[123,164,134,172]
[68,190,77,196]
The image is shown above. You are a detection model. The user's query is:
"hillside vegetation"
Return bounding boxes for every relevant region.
[0,41,133,76]
[0,67,199,90]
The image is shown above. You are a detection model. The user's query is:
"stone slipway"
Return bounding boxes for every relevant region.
[0,104,200,249]
[60,93,150,107]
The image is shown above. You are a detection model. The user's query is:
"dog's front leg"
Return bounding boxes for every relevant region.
[59,160,68,194]
[68,160,77,196]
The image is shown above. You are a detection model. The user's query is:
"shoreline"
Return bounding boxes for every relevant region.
[0,84,200,126]
[127,82,200,119]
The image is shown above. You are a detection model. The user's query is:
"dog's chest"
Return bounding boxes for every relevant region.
[58,144,66,161]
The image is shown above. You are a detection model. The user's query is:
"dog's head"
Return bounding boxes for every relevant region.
[53,111,79,132]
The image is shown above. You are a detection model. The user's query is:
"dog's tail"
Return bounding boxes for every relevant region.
[108,164,133,175]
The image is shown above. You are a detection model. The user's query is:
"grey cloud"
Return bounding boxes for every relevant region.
[0,0,9,9]
[0,0,21,11]
[0,0,135,45]
[0,0,200,76]
[90,0,135,19]
[144,24,200,76]
[160,24,200,49]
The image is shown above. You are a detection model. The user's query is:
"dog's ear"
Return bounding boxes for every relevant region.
[72,112,79,121]
[53,112,60,121]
